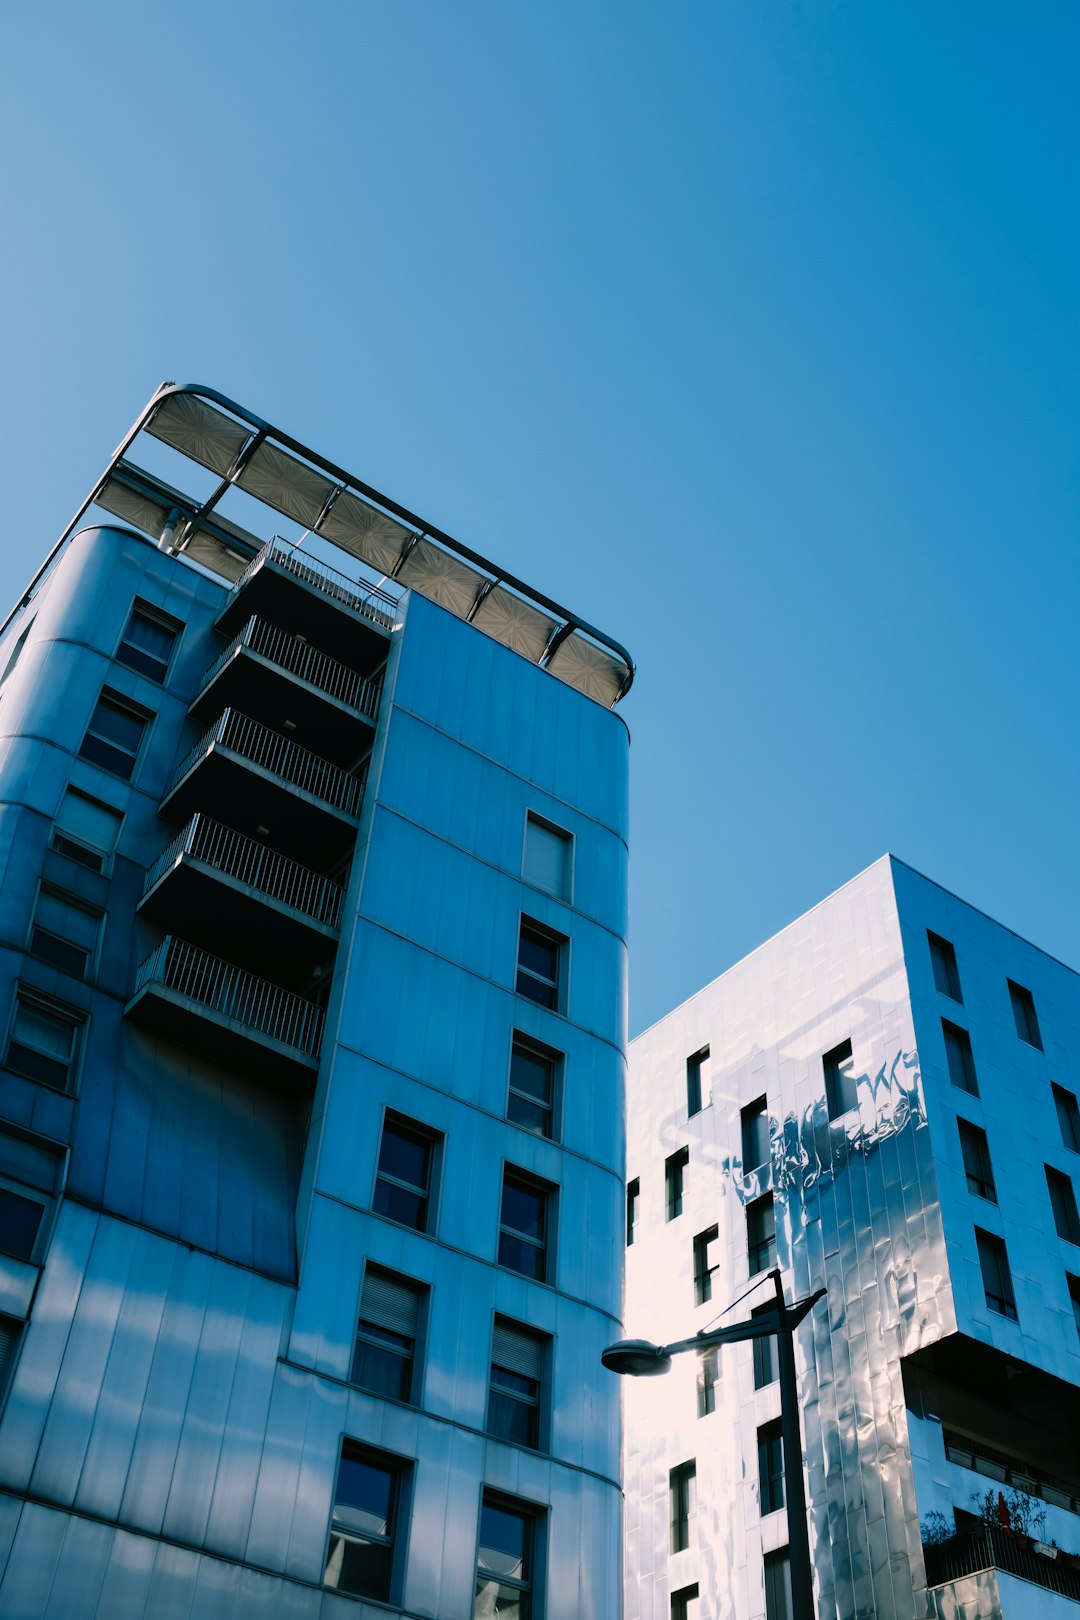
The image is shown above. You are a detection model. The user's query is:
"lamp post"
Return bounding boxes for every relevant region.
[603,1269,826,1620]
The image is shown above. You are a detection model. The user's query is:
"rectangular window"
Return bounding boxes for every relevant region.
[1053,1084,1080,1154]
[764,1549,794,1620]
[758,1418,785,1515]
[671,1584,700,1620]
[626,1177,639,1247]
[693,1224,719,1305]
[943,1019,978,1096]
[29,887,102,980]
[51,787,122,873]
[752,1301,777,1388]
[115,600,181,684]
[516,918,565,1011]
[697,1347,719,1417]
[5,991,82,1093]
[1068,1274,1080,1340]
[523,812,572,901]
[323,1443,405,1603]
[474,1494,537,1620]
[499,1169,552,1282]
[373,1113,438,1233]
[488,1317,547,1450]
[352,1265,425,1403]
[1046,1166,1080,1246]
[687,1045,710,1117]
[507,1035,558,1139]
[958,1120,997,1203]
[747,1193,777,1276]
[669,1460,696,1552]
[823,1039,857,1118]
[1008,980,1042,1049]
[928,931,962,1002]
[666,1146,689,1220]
[78,690,150,781]
[0,1314,22,1409]
[976,1228,1017,1320]
[742,1095,769,1172]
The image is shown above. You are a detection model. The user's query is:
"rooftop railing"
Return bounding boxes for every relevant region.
[144,814,344,929]
[167,708,365,819]
[925,1525,1080,1604]
[201,615,382,723]
[230,537,398,631]
[134,936,324,1060]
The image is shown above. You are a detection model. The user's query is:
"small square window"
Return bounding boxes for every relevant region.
[928,932,962,1002]
[751,1302,777,1388]
[507,1035,558,1139]
[474,1494,539,1619]
[1053,1084,1080,1154]
[352,1265,426,1403]
[693,1224,719,1305]
[697,1347,719,1417]
[51,787,122,872]
[687,1046,710,1117]
[499,1168,553,1282]
[975,1227,1017,1320]
[942,1019,978,1096]
[742,1095,769,1172]
[373,1113,439,1234]
[115,600,181,684]
[516,918,565,1012]
[1008,980,1042,1049]
[823,1039,857,1119]
[669,1459,696,1552]
[488,1317,548,1451]
[523,812,572,901]
[5,991,83,1093]
[764,1549,794,1620]
[666,1146,689,1220]
[1046,1166,1080,1246]
[324,1443,407,1603]
[747,1193,777,1276]
[626,1177,640,1247]
[758,1418,785,1515]
[78,689,150,781]
[671,1585,700,1620]
[29,887,102,980]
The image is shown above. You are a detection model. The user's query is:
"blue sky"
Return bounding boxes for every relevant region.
[0,2,1076,1032]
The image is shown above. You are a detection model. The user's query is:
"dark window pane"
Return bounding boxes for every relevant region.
[117,609,177,682]
[1008,980,1042,1049]
[502,1181,544,1241]
[747,1194,777,1275]
[352,1325,412,1401]
[30,931,89,978]
[378,1127,429,1188]
[498,1232,544,1279]
[0,1188,44,1261]
[325,1533,391,1601]
[758,1420,785,1514]
[928,932,962,1001]
[478,1501,529,1571]
[517,932,558,981]
[1053,1085,1080,1154]
[742,1097,769,1170]
[824,1039,857,1118]
[943,1020,978,1095]
[336,1454,394,1523]
[752,1303,776,1387]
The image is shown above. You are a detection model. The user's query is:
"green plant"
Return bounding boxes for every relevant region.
[970,1486,1048,1540]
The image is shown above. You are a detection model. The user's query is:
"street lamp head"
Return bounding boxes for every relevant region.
[601,1338,673,1376]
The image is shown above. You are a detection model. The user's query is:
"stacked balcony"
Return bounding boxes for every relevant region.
[128,538,389,1080]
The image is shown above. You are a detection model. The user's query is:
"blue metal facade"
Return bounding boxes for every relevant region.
[0,518,628,1618]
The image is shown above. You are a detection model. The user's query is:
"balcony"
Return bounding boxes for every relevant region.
[216,537,397,668]
[139,815,343,977]
[926,1525,1080,1608]
[126,936,324,1083]
[190,617,381,763]
[159,709,364,856]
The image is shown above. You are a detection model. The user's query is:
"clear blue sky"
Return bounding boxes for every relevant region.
[1,2,1076,1033]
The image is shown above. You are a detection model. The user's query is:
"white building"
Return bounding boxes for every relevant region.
[623,854,1080,1620]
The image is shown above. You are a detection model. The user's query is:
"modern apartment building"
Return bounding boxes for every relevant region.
[0,383,632,1618]
[623,855,1080,1620]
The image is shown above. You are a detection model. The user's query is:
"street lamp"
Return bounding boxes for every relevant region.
[603,1269,826,1620]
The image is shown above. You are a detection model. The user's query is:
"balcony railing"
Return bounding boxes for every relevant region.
[944,1428,1080,1516]
[925,1525,1080,1604]
[145,814,344,929]
[230,537,398,631]
[167,709,364,818]
[134,936,324,1059]
[201,615,382,723]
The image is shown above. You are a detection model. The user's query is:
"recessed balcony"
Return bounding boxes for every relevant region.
[139,814,343,978]
[159,709,364,855]
[126,936,324,1084]
[216,537,396,668]
[190,616,381,764]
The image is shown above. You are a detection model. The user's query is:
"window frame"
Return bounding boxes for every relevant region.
[506,1032,560,1141]
[975,1227,1018,1320]
[498,1166,554,1284]
[823,1039,857,1119]
[5,988,84,1095]
[78,687,152,782]
[666,1145,689,1221]
[1052,1084,1080,1155]
[28,884,103,981]
[693,1224,719,1305]
[764,1548,794,1620]
[942,1018,979,1096]
[515,916,567,1013]
[351,1263,426,1405]
[747,1192,777,1276]
[697,1346,719,1417]
[114,598,182,685]
[474,1491,541,1620]
[752,1301,777,1389]
[487,1315,548,1452]
[372,1111,440,1235]
[51,786,123,874]
[758,1418,785,1515]
[1008,979,1043,1050]
[626,1177,640,1247]
[686,1045,709,1117]
[671,1585,699,1620]
[522,810,573,902]
[323,1440,409,1605]
[669,1459,697,1553]
[741,1095,770,1172]
[1046,1165,1080,1246]
[958,1119,997,1204]
[928,931,963,1002]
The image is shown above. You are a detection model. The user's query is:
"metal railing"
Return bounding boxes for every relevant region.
[201,616,382,722]
[144,814,344,929]
[944,1429,1080,1515]
[167,708,365,819]
[135,936,324,1059]
[230,537,398,631]
[925,1525,1080,1603]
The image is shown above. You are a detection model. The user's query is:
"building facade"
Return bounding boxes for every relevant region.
[624,855,1080,1620]
[0,385,632,1618]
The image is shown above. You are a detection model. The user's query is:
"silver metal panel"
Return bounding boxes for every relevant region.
[546,629,628,708]
[237,442,337,531]
[471,584,556,663]
[148,392,252,479]
[396,536,486,619]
